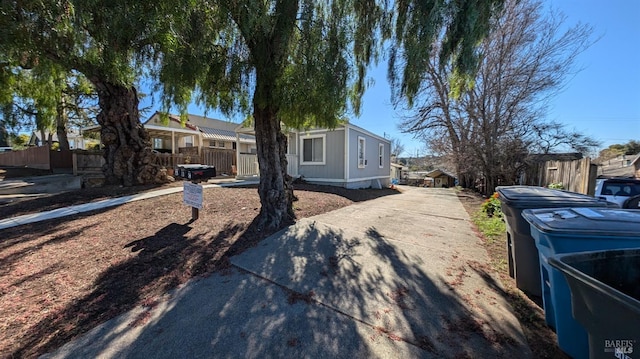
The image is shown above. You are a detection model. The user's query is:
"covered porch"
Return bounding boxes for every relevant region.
[235,125,299,179]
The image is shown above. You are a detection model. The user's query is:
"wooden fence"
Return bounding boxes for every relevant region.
[201,148,235,175]
[0,146,72,171]
[520,157,597,195]
[154,153,194,169]
[59,148,237,178]
[154,148,235,175]
[72,150,104,175]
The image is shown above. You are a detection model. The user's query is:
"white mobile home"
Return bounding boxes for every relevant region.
[237,123,391,189]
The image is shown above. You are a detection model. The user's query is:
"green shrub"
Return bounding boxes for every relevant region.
[481,192,502,218]
[548,182,564,190]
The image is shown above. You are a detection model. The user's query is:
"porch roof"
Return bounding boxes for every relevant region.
[199,126,255,144]
[426,169,455,179]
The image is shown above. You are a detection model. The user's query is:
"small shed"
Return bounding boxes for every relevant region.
[426,169,456,188]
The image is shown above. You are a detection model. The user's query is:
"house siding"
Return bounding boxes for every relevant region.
[346,126,390,183]
[298,129,345,179]
[287,133,297,155]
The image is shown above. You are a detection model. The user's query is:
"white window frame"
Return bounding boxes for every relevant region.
[300,134,326,165]
[209,140,226,148]
[357,136,366,168]
[153,138,163,149]
[184,136,194,147]
[379,143,384,168]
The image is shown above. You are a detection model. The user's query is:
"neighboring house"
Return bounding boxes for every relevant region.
[142,112,257,155]
[237,123,391,189]
[82,112,257,175]
[426,169,456,188]
[404,171,430,186]
[28,130,97,149]
[597,153,640,178]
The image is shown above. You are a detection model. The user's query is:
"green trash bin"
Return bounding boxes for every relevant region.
[496,186,610,297]
[549,248,640,359]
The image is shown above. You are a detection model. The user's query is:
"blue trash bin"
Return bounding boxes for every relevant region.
[496,186,610,297]
[522,207,640,359]
[549,248,640,359]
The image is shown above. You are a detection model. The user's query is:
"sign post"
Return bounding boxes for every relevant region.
[183,181,203,221]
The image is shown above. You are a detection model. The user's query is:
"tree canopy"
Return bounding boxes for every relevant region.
[2,0,508,229]
[597,140,640,161]
[398,0,596,193]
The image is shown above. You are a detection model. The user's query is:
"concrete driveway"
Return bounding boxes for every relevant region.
[42,186,531,358]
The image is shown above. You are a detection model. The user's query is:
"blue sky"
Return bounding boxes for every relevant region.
[144,1,640,158]
[355,0,640,156]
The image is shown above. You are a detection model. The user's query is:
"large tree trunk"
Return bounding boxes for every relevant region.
[56,97,70,151]
[93,80,168,186]
[253,105,295,231]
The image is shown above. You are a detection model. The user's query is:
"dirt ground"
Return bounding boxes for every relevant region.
[1,171,565,358]
[0,166,54,180]
[0,178,399,358]
[456,189,568,359]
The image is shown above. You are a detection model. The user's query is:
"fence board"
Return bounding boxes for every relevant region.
[50,150,73,169]
[154,153,196,169]
[200,148,235,175]
[238,154,259,176]
[521,157,596,195]
[73,150,104,175]
[0,146,51,169]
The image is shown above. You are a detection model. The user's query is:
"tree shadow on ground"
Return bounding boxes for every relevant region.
[228,182,401,203]
[292,183,401,202]
[0,166,53,179]
[11,219,250,358]
[18,188,529,358]
[37,212,532,358]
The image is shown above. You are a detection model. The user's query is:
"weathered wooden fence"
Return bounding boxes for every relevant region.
[0,146,72,171]
[72,150,104,175]
[520,157,597,195]
[70,148,238,178]
[154,153,194,169]
[201,148,235,175]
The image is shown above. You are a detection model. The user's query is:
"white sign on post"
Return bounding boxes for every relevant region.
[183,182,203,209]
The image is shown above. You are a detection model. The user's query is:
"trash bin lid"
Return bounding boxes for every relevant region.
[496,186,608,208]
[522,207,640,237]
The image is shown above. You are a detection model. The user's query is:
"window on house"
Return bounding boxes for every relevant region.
[301,135,325,164]
[185,136,193,147]
[153,138,163,149]
[379,143,384,168]
[358,136,366,168]
[232,142,237,150]
[209,141,226,148]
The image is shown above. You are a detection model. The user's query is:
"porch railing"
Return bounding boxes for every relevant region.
[237,154,259,177]
[154,153,197,169]
[236,153,299,178]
